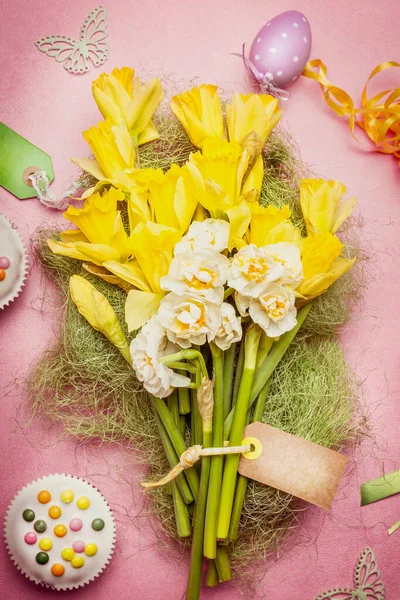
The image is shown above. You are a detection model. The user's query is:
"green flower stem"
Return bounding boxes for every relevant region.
[205,560,218,587]
[223,286,234,300]
[231,335,245,410]
[186,420,213,600]
[167,361,198,373]
[171,479,191,538]
[217,326,261,540]
[151,395,200,499]
[191,386,203,447]
[160,350,208,380]
[228,379,271,542]
[215,546,232,583]
[167,390,191,538]
[223,303,312,438]
[204,344,224,559]
[179,415,186,438]
[152,407,193,505]
[178,385,191,415]
[167,391,179,423]
[222,343,236,420]
[252,377,272,422]
[205,546,232,586]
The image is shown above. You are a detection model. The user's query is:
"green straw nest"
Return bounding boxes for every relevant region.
[29,112,364,576]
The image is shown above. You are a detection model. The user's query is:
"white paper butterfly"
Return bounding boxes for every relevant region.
[315,547,385,600]
[35,5,109,74]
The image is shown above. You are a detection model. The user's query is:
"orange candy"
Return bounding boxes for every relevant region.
[51,564,65,577]
[0,269,5,281]
[54,524,67,538]
[48,505,62,519]
[38,490,51,504]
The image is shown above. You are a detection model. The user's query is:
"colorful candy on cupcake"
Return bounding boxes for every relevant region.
[4,474,115,590]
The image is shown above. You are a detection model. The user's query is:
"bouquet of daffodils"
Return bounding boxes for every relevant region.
[47,67,357,599]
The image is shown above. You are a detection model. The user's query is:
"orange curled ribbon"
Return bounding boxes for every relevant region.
[302,60,400,162]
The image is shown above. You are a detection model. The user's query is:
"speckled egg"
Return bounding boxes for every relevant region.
[249,10,312,88]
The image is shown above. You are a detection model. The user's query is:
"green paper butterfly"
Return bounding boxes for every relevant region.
[315,547,385,600]
[35,5,109,74]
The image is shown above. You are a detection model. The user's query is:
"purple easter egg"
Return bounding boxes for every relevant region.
[249,10,312,88]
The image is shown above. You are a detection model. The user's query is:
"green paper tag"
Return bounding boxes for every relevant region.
[0,122,54,199]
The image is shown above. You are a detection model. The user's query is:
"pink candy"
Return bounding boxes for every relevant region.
[72,540,85,553]
[24,532,37,545]
[69,518,83,532]
[0,257,10,270]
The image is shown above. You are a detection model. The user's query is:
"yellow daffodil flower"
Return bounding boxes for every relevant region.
[226,92,282,149]
[261,220,303,245]
[170,84,224,148]
[184,138,267,249]
[48,187,129,265]
[128,165,197,232]
[249,204,300,246]
[241,155,264,201]
[71,119,137,193]
[47,189,181,316]
[124,221,182,331]
[184,138,249,217]
[300,178,357,236]
[297,232,356,298]
[92,67,164,144]
[70,275,131,362]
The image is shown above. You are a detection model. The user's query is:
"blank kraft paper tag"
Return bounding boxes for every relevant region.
[239,422,347,510]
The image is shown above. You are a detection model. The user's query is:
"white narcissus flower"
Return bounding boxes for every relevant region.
[160,250,230,303]
[158,293,221,348]
[248,283,297,338]
[214,302,242,350]
[130,316,190,398]
[227,244,283,298]
[174,219,230,255]
[234,292,250,317]
[265,242,303,288]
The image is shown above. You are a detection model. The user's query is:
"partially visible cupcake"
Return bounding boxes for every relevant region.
[4,474,116,590]
[0,214,28,310]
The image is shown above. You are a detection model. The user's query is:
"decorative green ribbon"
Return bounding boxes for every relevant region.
[360,469,400,535]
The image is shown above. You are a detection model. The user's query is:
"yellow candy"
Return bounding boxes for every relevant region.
[48,506,62,519]
[71,555,85,569]
[60,490,74,504]
[76,496,90,510]
[39,538,52,551]
[85,543,98,557]
[61,547,75,561]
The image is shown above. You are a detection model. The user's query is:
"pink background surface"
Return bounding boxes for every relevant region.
[1,0,400,598]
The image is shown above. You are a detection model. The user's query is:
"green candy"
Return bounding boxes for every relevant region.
[33,520,47,533]
[91,518,105,531]
[22,509,35,522]
[35,552,49,565]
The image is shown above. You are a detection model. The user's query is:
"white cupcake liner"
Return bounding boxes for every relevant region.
[0,214,28,310]
[4,474,116,591]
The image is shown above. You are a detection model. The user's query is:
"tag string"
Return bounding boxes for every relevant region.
[302,60,400,161]
[28,170,82,211]
[141,441,255,489]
